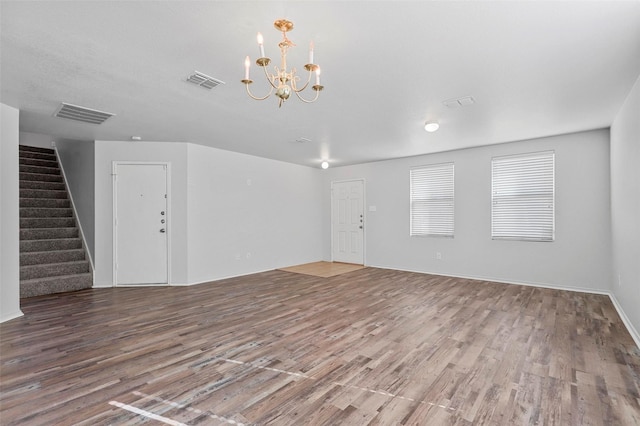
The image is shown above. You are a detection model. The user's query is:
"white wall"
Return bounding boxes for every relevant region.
[94,141,189,287]
[1,103,23,322]
[56,139,96,261]
[19,131,52,149]
[186,144,323,283]
[323,129,612,293]
[611,74,640,345]
[94,141,324,288]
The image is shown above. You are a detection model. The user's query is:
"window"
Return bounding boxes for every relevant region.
[491,151,555,241]
[410,163,454,237]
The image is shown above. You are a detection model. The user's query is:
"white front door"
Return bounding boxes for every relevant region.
[332,179,364,264]
[114,163,169,285]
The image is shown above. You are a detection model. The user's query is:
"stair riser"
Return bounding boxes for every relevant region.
[19,165,60,175]
[20,173,64,183]
[20,218,75,229]
[18,151,57,161]
[20,208,73,218]
[19,145,55,155]
[21,228,78,240]
[20,181,66,191]
[20,189,68,200]
[20,250,86,266]
[19,158,59,169]
[21,274,93,298]
[21,262,90,280]
[21,239,83,252]
[20,198,70,208]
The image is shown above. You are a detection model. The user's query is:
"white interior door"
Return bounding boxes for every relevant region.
[332,179,364,264]
[115,163,168,285]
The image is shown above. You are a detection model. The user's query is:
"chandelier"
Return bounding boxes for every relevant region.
[241,19,323,107]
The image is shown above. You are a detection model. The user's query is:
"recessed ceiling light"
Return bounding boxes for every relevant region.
[131,136,142,141]
[321,161,329,169]
[424,121,439,132]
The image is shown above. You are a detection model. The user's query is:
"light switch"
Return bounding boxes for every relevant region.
[369,206,377,212]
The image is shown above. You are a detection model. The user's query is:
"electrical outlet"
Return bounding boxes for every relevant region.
[436,252,442,260]
[246,252,252,259]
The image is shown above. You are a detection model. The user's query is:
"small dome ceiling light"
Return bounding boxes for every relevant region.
[424,121,439,132]
[321,161,329,169]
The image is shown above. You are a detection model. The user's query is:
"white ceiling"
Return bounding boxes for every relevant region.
[2,1,639,168]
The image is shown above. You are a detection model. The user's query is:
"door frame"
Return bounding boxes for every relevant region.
[112,161,171,287]
[330,178,366,265]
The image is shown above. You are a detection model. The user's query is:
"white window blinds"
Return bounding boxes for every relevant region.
[410,163,454,237]
[491,151,555,241]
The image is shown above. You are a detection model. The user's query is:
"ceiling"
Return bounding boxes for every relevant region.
[2,1,640,168]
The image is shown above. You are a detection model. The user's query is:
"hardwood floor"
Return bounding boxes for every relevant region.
[1,268,639,425]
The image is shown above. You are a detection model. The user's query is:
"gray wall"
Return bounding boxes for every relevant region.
[1,103,22,322]
[56,139,96,262]
[611,74,640,344]
[323,129,612,293]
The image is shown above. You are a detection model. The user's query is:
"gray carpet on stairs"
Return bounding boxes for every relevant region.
[19,145,93,298]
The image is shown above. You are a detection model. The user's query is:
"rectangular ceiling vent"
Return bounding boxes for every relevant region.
[54,102,115,125]
[443,96,476,108]
[187,71,225,90]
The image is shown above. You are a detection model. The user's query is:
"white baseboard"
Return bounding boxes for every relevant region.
[1,309,24,324]
[608,293,640,350]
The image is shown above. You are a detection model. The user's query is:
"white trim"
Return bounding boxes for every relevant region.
[0,310,24,323]
[608,293,640,349]
[369,263,639,350]
[112,161,171,287]
[330,178,366,265]
[54,147,95,279]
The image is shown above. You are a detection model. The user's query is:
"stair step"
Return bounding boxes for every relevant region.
[20,249,86,266]
[21,227,78,240]
[18,150,57,162]
[19,165,60,175]
[19,157,59,169]
[21,260,90,280]
[20,217,75,229]
[20,180,66,191]
[20,273,93,298]
[19,172,64,183]
[19,145,55,155]
[20,198,70,208]
[20,238,82,253]
[20,189,68,200]
[20,207,73,218]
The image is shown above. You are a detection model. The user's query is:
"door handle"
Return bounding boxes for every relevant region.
[160,228,166,233]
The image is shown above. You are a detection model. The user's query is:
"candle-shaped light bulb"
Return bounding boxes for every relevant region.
[244,56,250,80]
[257,32,265,58]
[315,67,321,85]
[309,40,314,64]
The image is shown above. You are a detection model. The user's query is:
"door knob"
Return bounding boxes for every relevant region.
[359,225,363,229]
[160,211,165,215]
[160,228,166,233]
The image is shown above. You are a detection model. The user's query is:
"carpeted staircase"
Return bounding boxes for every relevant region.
[19,145,93,298]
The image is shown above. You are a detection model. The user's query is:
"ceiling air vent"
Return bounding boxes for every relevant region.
[186,71,225,90]
[54,103,115,125]
[443,96,476,108]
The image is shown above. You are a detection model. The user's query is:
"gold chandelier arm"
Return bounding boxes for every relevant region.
[242,80,273,101]
[262,64,280,90]
[293,85,322,103]
[290,69,312,93]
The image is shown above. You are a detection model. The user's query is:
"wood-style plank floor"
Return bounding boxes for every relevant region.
[1,268,639,425]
